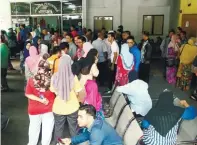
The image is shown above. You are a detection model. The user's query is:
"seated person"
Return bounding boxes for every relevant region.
[116,71,152,116]
[142,91,197,145]
[62,105,123,145]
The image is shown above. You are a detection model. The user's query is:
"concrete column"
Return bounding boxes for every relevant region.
[82,0,87,27]
[0,0,12,31]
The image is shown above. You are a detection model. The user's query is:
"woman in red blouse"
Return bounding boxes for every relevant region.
[115,43,134,86]
[25,54,55,145]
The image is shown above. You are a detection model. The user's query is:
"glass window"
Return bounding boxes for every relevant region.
[31,1,61,15]
[62,0,82,14]
[94,16,113,31]
[62,14,82,31]
[143,15,164,35]
[11,2,30,15]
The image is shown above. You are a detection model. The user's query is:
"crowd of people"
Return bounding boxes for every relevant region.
[1,23,197,145]
[160,27,197,99]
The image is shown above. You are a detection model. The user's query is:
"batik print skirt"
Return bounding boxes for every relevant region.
[166,66,177,85]
[176,63,192,91]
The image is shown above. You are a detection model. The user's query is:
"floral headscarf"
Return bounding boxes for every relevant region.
[33,53,51,92]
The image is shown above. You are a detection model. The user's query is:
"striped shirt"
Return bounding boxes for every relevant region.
[143,120,180,145]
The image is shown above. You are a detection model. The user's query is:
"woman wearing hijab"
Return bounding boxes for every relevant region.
[84,80,104,119]
[176,38,197,91]
[40,44,48,56]
[50,55,85,144]
[116,71,152,117]
[80,49,99,86]
[115,43,134,86]
[25,54,55,145]
[25,46,41,80]
[166,35,179,84]
[142,91,197,145]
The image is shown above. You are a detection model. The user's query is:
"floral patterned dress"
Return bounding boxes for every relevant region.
[166,47,177,84]
[115,56,133,86]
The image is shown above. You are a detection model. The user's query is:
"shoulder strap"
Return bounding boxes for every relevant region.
[180,44,186,57]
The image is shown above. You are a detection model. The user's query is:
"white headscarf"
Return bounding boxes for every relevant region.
[40,44,48,56]
[120,44,134,70]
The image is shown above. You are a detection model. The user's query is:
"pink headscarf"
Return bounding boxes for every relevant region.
[83,42,93,57]
[52,55,74,101]
[26,46,40,72]
[85,80,102,111]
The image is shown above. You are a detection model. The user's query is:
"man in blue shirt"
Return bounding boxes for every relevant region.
[127,36,141,72]
[62,105,123,145]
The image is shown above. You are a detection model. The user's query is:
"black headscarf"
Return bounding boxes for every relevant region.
[81,49,98,75]
[72,49,98,76]
[145,91,184,137]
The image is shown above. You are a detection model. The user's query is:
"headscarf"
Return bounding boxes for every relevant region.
[24,40,31,60]
[145,91,184,137]
[82,42,93,57]
[52,55,74,101]
[40,44,48,56]
[81,49,98,75]
[85,80,102,111]
[26,46,40,72]
[33,53,51,92]
[120,44,134,70]
[168,35,179,51]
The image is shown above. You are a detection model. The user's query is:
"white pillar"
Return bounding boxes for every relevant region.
[82,0,87,27]
[0,0,12,31]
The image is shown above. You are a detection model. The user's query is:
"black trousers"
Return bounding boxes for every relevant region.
[139,63,150,84]
[53,111,78,144]
[10,47,17,57]
[1,68,8,88]
[97,61,108,86]
[108,64,117,90]
[162,57,167,77]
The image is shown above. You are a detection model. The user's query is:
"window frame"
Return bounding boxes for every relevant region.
[94,16,113,31]
[142,15,164,36]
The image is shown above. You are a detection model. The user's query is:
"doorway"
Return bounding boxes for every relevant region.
[181,14,197,37]
[31,16,61,34]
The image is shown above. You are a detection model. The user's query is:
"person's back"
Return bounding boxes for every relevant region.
[130,45,141,72]
[92,38,107,63]
[89,118,123,145]
[117,79,152,116]
[0,43,9,69]
[180,38,197,64]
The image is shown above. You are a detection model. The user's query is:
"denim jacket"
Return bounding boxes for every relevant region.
[71,118,123,145]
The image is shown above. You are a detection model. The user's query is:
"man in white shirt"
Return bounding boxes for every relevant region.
[107,31,119,92]
[92,32,108,86]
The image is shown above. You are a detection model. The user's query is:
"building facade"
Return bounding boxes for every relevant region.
[0,0,182,41]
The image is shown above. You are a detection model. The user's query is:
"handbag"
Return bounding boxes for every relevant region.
[166,44,186,67]
[166,58,176,67]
